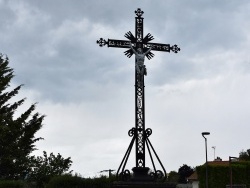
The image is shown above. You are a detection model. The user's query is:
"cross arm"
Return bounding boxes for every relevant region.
[97,38,135,58]
[97,38,130,49]
[96,38,181,59]
[146,42,181,53]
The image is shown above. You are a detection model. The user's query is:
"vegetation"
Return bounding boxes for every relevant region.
[28,151,72,187]
[0,54,72,187]
[0,54,45,179]
[0,175,115,188]
[46,174,116,188]
[0,180,24,188]
[177,164,194,183]
[239,149,250,161]
[197,161,250,188]
[167,171,179,184]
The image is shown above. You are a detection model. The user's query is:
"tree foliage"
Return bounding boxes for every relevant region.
[167,170,179,183]
[0,54,73,188]
[239,149,250,161]
[177,164,194,184]
[28,151,72,187]
[0,54,45,179]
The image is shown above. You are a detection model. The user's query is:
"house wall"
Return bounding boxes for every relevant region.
[176,184,192,188]
[192,181,199,188]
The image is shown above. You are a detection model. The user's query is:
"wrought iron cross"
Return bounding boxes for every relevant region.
[97,8,180,181]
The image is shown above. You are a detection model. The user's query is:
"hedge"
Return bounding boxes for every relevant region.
[196,161,250,188]
[0,180,24,188]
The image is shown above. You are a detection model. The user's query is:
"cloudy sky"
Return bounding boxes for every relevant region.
[1,0,250,177]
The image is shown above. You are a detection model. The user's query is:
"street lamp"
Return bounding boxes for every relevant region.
[212,146,216,160]
[202,132,210,188]
[229,156,238,188]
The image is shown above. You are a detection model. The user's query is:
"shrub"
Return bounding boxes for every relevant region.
[0,180,24,188]
[46,174,84,188]
[46,174,115,188]
[197,162,250,188]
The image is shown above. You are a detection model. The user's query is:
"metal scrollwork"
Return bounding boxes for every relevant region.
[145,128,152,138]
[150,170,164,181]
[170,44,181,53]
[121,170,131,181]
[96,38,107,47]
[135,8,144,17]
[128,128,136,137]
[156,170,164,180]
[149,172,155,180]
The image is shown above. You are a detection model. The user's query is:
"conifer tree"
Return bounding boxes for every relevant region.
[0,54,45,179]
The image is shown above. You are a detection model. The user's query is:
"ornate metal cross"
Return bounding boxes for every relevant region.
[97,8,180,181]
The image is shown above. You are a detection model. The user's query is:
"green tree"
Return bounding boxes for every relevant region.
[0,54,45,179]
[239,149,250,161]
[167,171,179,183]
[28,151,72,187]
[177,164,194,183]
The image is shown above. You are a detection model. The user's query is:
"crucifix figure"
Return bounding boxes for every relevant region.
[130,42,152,85]
[97,8,180,182]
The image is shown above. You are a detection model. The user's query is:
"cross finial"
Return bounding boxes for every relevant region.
[135,8,144,17]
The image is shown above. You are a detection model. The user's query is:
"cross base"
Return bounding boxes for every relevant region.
[112,181,176,188]
[131,167,152,182]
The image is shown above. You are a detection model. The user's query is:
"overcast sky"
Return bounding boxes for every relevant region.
[1,0,250,177]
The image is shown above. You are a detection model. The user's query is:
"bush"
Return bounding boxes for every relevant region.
[197,162,250,188]
[0,180,24,188]
[46,174,84,188]
[46,174,115,188]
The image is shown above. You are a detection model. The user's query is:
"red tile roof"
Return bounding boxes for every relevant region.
[207,160,229,166]
[187,171,198,181]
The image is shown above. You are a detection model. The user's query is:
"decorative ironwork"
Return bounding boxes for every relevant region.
[128,128,136,137]
[145,128,152,138]
[171,44,181,53]
[96,38,107,47]
[124,31,136,42]
[135,77,145,168]
[142,33,154,43]
[145,51,154,60]
[124,49,134,58]
[96,8,180,182]
[149,170,164,181]
[135,8,144,17]
[121,169,131,181]
[108,39,129,48]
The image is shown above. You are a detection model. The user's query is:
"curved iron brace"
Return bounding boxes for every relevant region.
[116,135,136,180]
[145,137,167,181]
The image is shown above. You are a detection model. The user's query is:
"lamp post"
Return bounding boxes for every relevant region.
[229,156,238,188]
[202,132,210,188]
[212,146,216,160]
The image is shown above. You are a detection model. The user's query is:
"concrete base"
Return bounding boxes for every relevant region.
[131,167,152,182]
[113,181,176,188]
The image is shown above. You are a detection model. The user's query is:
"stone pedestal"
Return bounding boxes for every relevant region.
[113,181,176,188]
[113,167,175,188]
[131,167,152,182]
